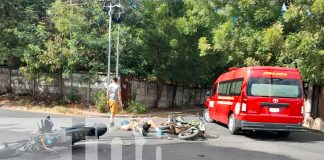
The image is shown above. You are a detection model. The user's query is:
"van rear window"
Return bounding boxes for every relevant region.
[247,78,302,98]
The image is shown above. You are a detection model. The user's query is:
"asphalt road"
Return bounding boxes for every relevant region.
[0,109,324,160]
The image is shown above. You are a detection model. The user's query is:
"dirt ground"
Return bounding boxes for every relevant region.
[0,94,204,118]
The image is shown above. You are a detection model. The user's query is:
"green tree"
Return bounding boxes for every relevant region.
[198,0,324,84]
[20,0,110,97]
[127,0,218,107]
[0,0,51,66]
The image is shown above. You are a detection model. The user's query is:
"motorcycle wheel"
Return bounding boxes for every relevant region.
[0,143,28,159]
[0,147,17,159]
[178,128,199,140]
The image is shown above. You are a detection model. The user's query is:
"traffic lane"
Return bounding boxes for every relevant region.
[73,141,296,160]
[0,129,33,144]
[205,121,324,160]
[1,132,324,160]
[0,108,71,118]
[52,122,324,160]
[0,109,324,160]
[207,121,324,142]
[0,108,86,124]
[0,137,296,160]
[1,122,323,160]
[0,116,294,160]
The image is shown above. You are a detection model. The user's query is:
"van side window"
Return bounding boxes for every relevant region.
[230,82,237,94]
[223,83,228,94]
[211,83,218,96]
[217,83,222,95]
[218,83,224,95]
[226,82,231,95]
[219,79,243,96]
[230,80,243,95]
[218,82,231,96]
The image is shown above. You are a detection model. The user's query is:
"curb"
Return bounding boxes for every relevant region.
[0,104,203,118]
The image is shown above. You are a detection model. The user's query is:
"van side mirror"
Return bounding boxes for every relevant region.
[206,91,211,97]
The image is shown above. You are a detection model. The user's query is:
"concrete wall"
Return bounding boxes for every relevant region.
[0,68,108,104]
[131,80,207,108]
[0,68,11,93]
[0,68,207,108]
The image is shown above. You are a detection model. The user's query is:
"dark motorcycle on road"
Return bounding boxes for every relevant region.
[0,116,107,159]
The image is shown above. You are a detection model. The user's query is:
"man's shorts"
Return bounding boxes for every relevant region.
[108,100,119,115]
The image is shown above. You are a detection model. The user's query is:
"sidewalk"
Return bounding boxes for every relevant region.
[0,103,204,118]
[86,107,204,118]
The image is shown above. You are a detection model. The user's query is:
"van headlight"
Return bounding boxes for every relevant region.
[301,106,304,115]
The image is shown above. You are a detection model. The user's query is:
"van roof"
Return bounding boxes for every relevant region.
[234,66,299,72]
[216,66,302,82]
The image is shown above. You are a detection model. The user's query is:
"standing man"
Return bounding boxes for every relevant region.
[107,77,123,128]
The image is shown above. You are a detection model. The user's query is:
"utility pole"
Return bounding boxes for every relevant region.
[116,21,120,78]
[116,0,121,78]
[102,0,125,95]
[107,1,113,96]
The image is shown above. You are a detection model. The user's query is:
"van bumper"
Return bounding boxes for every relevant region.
[236,120,306,131]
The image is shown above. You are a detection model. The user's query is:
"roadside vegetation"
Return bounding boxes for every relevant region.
[0,0,323,109]
[0,93,87,116]
[0,93,200,116]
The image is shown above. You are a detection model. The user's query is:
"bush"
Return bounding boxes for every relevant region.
[127,101,147,114]
[131,90,137,101]
[66,89,80,103]
[93,90,107,113]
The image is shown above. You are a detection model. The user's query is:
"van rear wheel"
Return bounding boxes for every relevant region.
[277,131,290,137]
[228,113,240,135]
[203,109,214,123]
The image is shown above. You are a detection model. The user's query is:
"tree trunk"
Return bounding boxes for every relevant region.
[87,79,90,104]
[33,76,37,96]
[171,82,178,108]
[58,70,63,101]
[319,86,324,121]
[154,79,163,108]
[8,68,12,93]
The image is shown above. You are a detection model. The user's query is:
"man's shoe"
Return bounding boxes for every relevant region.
[142,128,148,136]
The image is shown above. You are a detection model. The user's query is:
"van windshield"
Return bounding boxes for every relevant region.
[247,78,302,98]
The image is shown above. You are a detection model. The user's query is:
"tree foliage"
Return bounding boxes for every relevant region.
[0,0,323,106]
[196,0,324,84]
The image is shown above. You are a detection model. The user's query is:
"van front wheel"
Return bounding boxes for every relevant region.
[228,113,240,135]
[203,109,214,123]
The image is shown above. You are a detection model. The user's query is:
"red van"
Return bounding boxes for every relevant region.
[204,66,305,137]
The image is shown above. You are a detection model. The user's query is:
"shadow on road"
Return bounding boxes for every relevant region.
[243,130,324,143]
[66,141,297,160]
[212,121,324,143]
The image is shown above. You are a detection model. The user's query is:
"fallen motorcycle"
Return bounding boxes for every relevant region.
[160,113,206,140]
[158,114,186,135]
[0,116,107,159]
[177,113,206,140]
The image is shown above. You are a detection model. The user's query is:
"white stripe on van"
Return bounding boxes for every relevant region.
[217,101,233,105]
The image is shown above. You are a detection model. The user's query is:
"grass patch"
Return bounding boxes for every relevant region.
[126,101,148,114]
[53,106,83,115]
